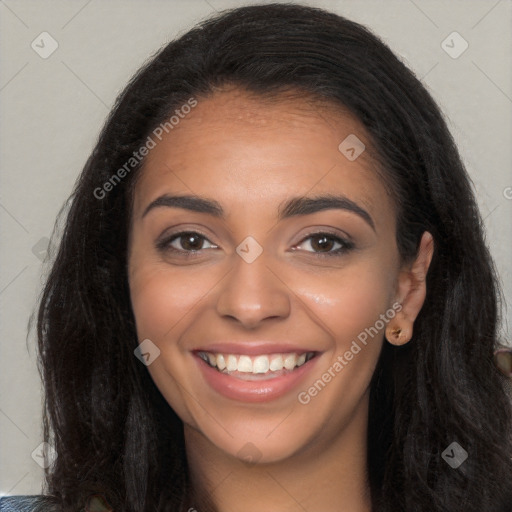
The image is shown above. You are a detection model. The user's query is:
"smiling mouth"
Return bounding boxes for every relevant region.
[197,351,317,380]
[195,348,322,400]
[196,351,317,380]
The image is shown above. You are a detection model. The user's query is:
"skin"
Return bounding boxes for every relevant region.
[127,87,433,512]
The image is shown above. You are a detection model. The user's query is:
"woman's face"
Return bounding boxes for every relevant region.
[128,88,407,464]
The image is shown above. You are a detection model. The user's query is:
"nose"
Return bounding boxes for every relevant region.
[215,251,291,329]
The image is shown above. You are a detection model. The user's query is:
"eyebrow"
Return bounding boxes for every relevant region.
[142,193,375,231]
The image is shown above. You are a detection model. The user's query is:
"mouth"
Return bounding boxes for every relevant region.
[193,348,321,402]
[196,350,317,380]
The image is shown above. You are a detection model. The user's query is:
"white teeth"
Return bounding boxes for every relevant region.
[198,350,314,374]
[216,354,226,370]
[283,353,297,370]
[269,355,284,371]
[238,355,253,372]
[226,354,238,372]
[253,355,270,373]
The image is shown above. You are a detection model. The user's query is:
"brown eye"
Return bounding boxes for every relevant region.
[157,231,218,254]
[310,234,337,252]
[293,232,354,257]
[176,232,205,251]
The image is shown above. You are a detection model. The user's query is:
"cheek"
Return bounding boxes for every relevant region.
[129,263,216,342]
[290,259,396,348]
[286,264,393,435]
[287,259,395,399]
[128,262,217,425]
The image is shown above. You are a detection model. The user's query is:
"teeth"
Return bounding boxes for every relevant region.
[238,355,253,372]
[253,356,270,373]
[198,350,315,374]
[226,355,238,372]
[216,354,226,370]
[283,353,297,370]
[269,355,284,371]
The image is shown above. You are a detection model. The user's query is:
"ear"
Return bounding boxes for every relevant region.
[385,231,434,346]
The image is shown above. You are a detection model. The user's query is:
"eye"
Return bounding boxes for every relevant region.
[292,232,354,257]
[156,231,218,255]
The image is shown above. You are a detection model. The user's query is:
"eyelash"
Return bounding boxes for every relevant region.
[156,230,355,259]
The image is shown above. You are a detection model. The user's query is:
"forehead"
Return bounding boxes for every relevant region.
[132,88,394,225]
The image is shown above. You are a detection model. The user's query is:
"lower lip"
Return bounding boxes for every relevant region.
[195,354,320,403]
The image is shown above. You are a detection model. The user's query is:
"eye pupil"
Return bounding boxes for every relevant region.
[181,233,203,251]
[311,235,334,252]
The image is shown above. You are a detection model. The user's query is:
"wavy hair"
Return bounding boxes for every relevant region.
[35,3,512,511]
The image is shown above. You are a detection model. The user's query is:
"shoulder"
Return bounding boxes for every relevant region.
[0,496,60,512]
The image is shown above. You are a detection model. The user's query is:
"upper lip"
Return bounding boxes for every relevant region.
[193,342,319,356]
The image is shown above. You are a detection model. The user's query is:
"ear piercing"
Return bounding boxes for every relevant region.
[386,325,410,345]
[390,327,402,340]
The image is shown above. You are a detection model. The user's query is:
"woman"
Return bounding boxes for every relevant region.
[2,3,511,512]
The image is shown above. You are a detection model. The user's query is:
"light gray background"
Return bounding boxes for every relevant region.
[1,0,511,496]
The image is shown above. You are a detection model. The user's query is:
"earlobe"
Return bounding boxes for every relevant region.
[385,231,434,346]
[385,325,412,345]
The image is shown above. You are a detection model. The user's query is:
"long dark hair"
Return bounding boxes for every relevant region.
[36,3,512,511]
